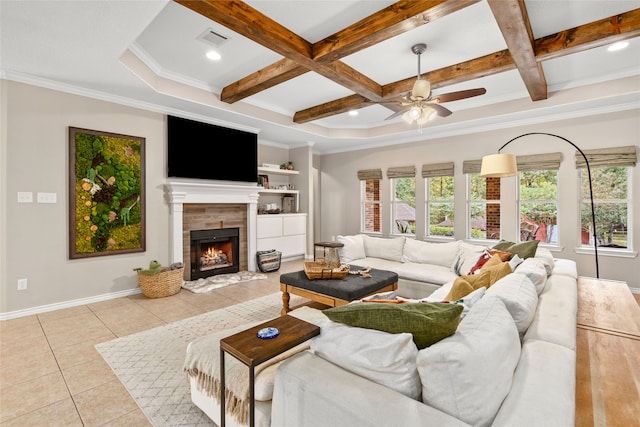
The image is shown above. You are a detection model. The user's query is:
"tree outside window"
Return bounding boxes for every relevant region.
[519,170,558,244]
[392,177,415,235]
[580,166,629,248]
[426,176,454,237]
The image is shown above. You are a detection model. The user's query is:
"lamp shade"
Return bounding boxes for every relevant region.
[480,153,517,177]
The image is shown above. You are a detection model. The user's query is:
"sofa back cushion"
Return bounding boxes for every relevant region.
[485,273,539,336]
[417,296,521,427]
[454,242,487,275]
[401,239,460,269]
[336,234,366,263]
[311,320,421,400]
[363,235,405,262]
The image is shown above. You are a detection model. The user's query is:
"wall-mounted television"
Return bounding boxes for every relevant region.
[167,115,258,183]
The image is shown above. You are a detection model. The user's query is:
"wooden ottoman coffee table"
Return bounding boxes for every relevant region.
[279,268,398,315]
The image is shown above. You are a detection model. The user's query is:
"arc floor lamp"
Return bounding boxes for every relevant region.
[480,132,599,279]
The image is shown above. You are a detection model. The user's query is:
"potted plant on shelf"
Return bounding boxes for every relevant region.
[280,161,294,170]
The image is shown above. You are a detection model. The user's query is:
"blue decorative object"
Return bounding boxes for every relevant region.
[257,327,279,339]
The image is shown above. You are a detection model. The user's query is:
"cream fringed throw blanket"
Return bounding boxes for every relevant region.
[183,321,311,424]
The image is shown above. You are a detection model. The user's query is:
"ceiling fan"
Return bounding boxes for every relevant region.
[384,43,486,125]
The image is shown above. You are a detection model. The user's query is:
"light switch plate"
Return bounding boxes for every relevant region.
[17,192,33,203]
[37,192,57,203]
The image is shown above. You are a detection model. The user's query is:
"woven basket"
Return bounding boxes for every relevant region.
[137,267,184,298]
[303,262,349,280]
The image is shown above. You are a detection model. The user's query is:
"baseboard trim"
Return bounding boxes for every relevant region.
[631,287,640,295]
[0,288,142,321]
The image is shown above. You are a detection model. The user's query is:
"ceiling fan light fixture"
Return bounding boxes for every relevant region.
[408,105,422,120]
[412,79,431,99]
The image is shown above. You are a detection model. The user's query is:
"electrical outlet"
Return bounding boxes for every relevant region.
[17,192,33,203]
[17,279,28,291]
[37,192,57,203]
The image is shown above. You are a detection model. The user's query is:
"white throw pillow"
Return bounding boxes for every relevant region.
[417,296,521,427]
[485,273,538,336]
[311,320,421,400]
[514,258,548,295]
[454,242,487,275]
[534,247,555,275]
[336,234,366,263]
[401,239,460,269]
[362,235,405,262]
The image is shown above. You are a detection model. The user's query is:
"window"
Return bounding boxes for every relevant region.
[388,166,416,235]
[516,153,561,244]
[358,169,382,233]
[580,166,631,249]
[576,146,636,250]
[464,159,499,240]
[518,170,558,244]
[423,162,455,238]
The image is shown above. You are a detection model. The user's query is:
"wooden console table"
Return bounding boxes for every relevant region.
[575,277,640,426]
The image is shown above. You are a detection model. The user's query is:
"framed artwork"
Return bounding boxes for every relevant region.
[69,127,145,259]
[258,174,269,189]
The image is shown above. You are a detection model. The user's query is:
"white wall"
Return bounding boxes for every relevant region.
[1,81,170,316]
[318,110,640,288]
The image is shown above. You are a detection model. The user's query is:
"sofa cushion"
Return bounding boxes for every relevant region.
[454,242,487,275]
[493,240,539,259]
[445,256,512,301]
[391,261,459,286]
[336,234,366,263]
[323,302,463,349]
[491,340,576,427]
[485,273,538,336]
[311,320,421,400]
[513,257,548,295]
[417,296,521,427]
[534,247,555,274]
[401,239,460,269]
[363,235,405,262]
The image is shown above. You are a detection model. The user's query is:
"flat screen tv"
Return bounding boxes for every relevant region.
[167,115,258,183]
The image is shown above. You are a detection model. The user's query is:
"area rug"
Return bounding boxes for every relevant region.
[96,292,306,427]
[181,271,267,293]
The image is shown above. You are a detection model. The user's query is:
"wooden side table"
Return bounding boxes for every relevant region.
[219,315,320,427]
[575,277,640,426]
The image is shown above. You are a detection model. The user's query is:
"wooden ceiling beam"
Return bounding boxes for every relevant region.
[293,95,372,123]
[313,0,481,63]
[296,9,640,123]
[488,0,547,101]
[535,8,640,61]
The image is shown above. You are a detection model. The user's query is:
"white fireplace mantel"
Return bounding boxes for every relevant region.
[165,180,261,271]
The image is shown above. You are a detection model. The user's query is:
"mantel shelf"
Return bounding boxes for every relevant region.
[259,188,299,195]
[258,166,299,176]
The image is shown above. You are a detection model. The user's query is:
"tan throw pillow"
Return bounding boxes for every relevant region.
[487,249,513,262]
[445,255,512,301]
[323,303,463,349]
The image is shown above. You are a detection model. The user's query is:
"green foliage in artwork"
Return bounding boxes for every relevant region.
[73,131,143,253]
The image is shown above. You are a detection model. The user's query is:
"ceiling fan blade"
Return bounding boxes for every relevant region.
[435,88,486,103]
[428,103,453,117]
[384,107,409,121]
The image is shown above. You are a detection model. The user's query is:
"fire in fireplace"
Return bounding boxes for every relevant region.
[190,228,240,280]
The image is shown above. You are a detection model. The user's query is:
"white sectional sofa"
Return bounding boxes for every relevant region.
[186,235,579,427]
[269,237,579,427]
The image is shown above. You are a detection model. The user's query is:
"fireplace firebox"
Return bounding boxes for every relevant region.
[190,228,240,280]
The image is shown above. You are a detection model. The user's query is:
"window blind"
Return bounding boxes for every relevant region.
[575,145,637,168]
[462,160,482,174]
[516,152,562,171]
[357,168,382,180]
[421,162,454,178]
[387,165,416,178]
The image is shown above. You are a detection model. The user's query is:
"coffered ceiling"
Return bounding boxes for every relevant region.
[1,0,639,154]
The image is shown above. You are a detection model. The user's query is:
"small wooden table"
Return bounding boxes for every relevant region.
[575,277,640,426]
[219,315,320,427]
[279,268,398,315]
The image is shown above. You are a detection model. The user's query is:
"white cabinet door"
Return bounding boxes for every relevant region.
[257,216,283,239]
[283,215,306,236]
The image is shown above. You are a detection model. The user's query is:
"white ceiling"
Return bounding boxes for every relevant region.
[1,0,639,154]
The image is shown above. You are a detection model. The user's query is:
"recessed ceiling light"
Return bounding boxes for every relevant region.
[206,50,221,61]
[608,41,629,52]
[348,110,358,116]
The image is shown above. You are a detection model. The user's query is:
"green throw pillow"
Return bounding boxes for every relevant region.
[323,303,463,349]
[492,240,539,259]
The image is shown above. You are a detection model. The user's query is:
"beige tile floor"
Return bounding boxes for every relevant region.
[0,259,305,426]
